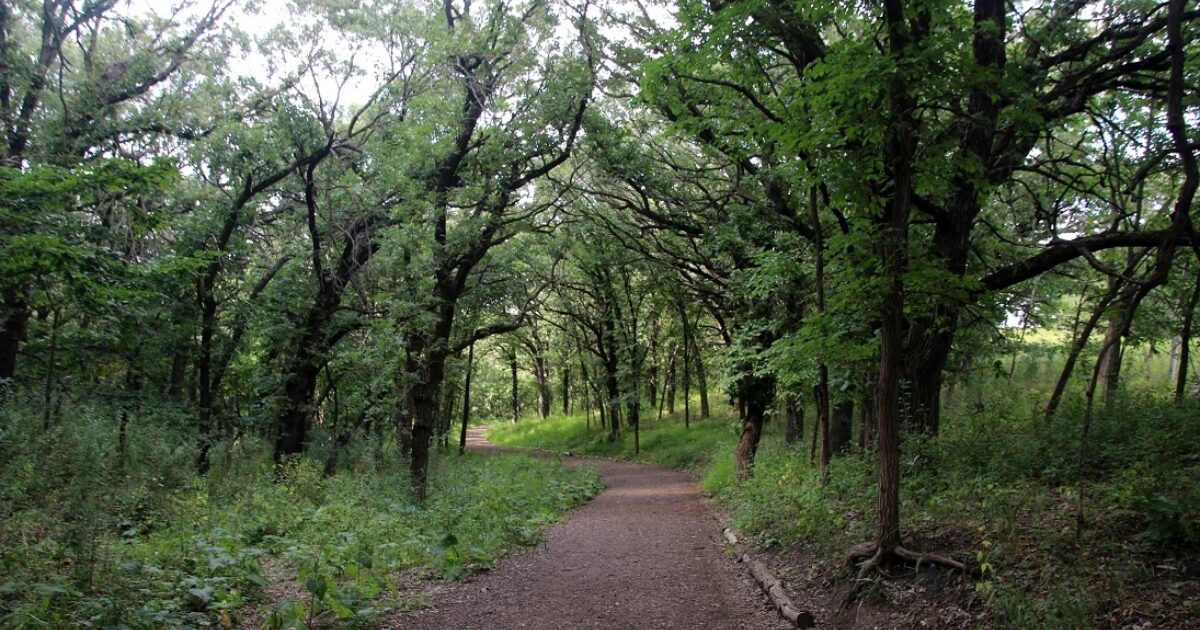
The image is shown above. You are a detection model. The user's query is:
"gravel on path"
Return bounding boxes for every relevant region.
[390,427,792,630]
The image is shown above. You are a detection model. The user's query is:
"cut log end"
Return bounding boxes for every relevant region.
[723,526,815,627]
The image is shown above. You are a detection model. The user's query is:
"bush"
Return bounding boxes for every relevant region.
[0,394,603,628]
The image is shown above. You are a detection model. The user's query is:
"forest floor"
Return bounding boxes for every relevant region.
[390,427,792,629]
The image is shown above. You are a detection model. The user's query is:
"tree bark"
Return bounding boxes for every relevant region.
[1045,276,1126,419]
[831,400,853,455]
[510,349,520,423]
[678,300,692,428]
[815,375,831,472]
[784,394,803,445]
[459,341,474,455]
[41,308,60,431]
[1097,302,1125,407]
[167,350,186,400]
[734,374,774,479]
[873,0,915,554]
[664,341,677,415]
[695,340,710,418]
[534,354,551,419]
[1175,270,1200,402]
[562,364,570,415]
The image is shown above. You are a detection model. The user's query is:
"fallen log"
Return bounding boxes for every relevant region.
[722,528,815,628]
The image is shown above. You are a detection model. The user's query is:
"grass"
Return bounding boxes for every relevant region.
[0,399,603,629]
[487,408,742,475]
[483,386,1200,629]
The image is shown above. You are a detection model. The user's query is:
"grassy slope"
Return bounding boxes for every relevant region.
[487,389,1200,629]
[0,410,603,628]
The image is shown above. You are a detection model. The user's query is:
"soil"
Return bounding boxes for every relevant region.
[388,427,793,629]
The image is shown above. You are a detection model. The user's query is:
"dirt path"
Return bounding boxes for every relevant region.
[392,427,791,629]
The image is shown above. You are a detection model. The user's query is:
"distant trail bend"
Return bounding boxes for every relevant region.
[392,427,791,629]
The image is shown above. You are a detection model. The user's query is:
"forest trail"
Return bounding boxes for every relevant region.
[393,427,792,629]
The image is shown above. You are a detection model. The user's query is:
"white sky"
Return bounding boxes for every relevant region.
[125,0,676,110]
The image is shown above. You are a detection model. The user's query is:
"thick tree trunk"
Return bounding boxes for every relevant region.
[901,330,951,435]
[874,9,914,553]
[410,377,441,500]
[876,274,905,555]
[275,353,322,465]
[734,375,774,479]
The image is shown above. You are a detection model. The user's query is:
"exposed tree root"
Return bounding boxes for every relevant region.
[841,542,977,608]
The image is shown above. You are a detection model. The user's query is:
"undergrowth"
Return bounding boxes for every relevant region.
[488,390,1200,628]
[0,395,603,629]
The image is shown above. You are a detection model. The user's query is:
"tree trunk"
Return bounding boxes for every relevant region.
[562,364,570,415]
[439,381,456,449]
[734,375,774,479]
[1097,314,1124,407]
[168,350,186,400]
[459,342,474,455]
[534,355,551,419]
[901,332,951,435]
[409,376,441,501]
[784,394,802,445]
[606,357,621,442]
[1045,278,1124,418]
[0,288,29,380]
[1175,270,1200,402]
[196,286,218,475]
[695,341,710,418]
[664,341,677,415]
[810,185,832,473]
[41,308,60,432]
[628,398,640,454]
[815,373,831,472]
[510,351,519,423]
[873,15,914,554]
[831,400,853,455]
[274,352,321,465]
[647,322,659,410]
[679,301,692,428]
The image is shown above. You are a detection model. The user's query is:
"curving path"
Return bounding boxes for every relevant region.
[391,427,791,629]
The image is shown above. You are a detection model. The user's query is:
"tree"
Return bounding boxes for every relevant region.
[0,0,230,381]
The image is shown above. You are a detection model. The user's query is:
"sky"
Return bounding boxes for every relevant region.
[123,0,676,110]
